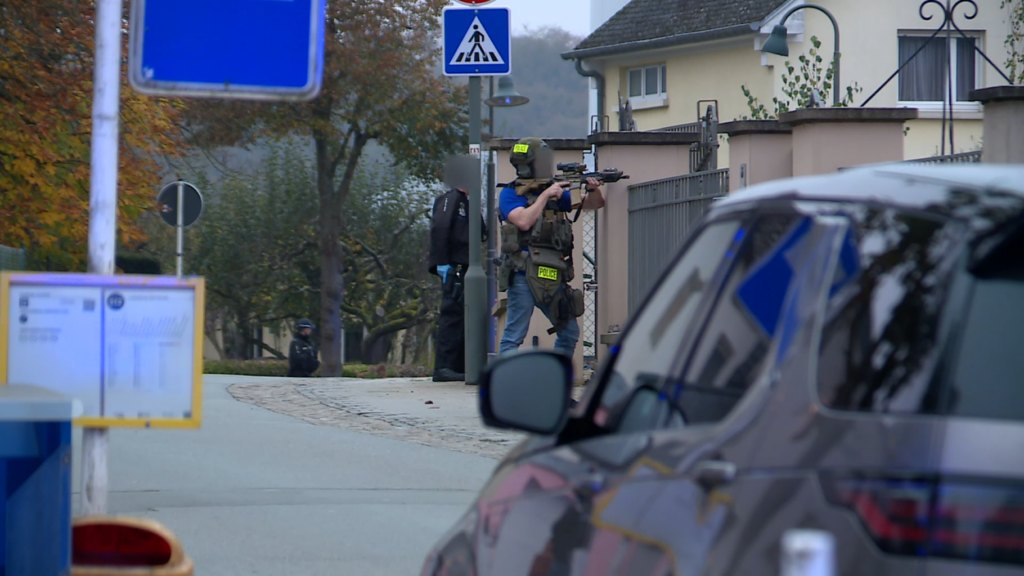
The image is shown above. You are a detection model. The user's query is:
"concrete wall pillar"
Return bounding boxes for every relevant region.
[586,131,701,361]
[971,86,1024,164]
[719,121,793,192]
[779,108,918,176]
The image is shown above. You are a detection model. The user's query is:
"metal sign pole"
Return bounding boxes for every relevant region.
[176,180,184,278]
[486,76,497,356]
[465,76,486,385]
[82,0,124,517]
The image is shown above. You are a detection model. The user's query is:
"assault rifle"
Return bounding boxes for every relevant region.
[553,163,629,222]
[497,164,629,190]
[496,164,628,221]
[555,163,630,185]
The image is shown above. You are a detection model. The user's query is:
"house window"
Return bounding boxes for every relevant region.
[627,64,667,100]
[897,32,980,108]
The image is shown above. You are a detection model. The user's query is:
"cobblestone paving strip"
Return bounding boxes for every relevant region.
[228,377,526,460]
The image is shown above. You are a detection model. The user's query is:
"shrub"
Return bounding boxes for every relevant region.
[202,359,430,379]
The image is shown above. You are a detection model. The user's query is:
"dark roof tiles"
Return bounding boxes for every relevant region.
[574,0,789,52]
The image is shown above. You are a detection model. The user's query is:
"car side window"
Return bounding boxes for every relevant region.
[675,213,805,424]
[595,220,743,428]
[944,247,1024,421]
[816,207,965,413]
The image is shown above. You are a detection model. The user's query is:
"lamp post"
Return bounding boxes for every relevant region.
[761,4,841,107]
[465,75,529,385]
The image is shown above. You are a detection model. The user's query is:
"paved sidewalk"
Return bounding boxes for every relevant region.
[228,376,527,459]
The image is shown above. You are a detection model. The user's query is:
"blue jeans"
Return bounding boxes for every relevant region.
[499,273,580,357]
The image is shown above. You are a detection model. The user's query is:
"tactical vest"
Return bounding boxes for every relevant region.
[498,179,584,334]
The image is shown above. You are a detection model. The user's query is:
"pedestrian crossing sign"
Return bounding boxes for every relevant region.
[443,7,511,76]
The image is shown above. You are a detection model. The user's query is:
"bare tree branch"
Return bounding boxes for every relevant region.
[351,237,389,279]
[387,208,430,256]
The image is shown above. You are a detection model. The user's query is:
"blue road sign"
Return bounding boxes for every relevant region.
[128,0,326,101]
[443,7,511,76]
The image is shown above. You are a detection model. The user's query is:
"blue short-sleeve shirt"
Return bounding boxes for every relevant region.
[499,186,572,221]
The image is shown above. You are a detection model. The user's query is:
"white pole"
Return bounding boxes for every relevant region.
[781,529,836,576]
[176,181,184,278]
[82,0,124,517]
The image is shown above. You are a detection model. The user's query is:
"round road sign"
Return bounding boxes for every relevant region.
[157,181,204,228]
[452,0,497,5]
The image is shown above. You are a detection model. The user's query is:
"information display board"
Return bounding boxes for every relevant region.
[0,273,204,428]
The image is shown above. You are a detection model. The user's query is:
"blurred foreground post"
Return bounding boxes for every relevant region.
[781,529,836,576]
[82,0,125,515]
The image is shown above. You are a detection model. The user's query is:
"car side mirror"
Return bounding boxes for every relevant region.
[479,350,573,435]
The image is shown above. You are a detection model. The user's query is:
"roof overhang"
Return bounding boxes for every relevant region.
[561,23,757,61]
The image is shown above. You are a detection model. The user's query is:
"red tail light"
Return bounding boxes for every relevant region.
[822,476,1024,566]
[72,522,173,567]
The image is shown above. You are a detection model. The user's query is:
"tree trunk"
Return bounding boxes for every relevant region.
[315,133,344,376]
[223,312,249,360]
[412,324,429,366]
[204,309,226,360]
[363,332,392,365]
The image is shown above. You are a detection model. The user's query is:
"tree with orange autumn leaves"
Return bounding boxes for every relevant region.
[184,0,466,376]
[0,0,185,270]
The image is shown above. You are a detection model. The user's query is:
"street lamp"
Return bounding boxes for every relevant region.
[465,75,529,385]
[761,4,841,107]
[484,75,529,107]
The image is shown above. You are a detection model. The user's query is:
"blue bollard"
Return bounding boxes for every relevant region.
[1,385,74,576]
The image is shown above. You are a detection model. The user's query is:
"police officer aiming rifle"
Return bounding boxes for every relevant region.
[497,137,618,358]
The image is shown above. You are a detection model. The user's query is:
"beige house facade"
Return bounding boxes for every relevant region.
[565,0,1015,161]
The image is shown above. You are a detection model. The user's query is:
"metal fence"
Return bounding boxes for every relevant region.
[578,209,598,368]
[904,150,982,165]
[0,245,26,271]
[653,122,701,134]
[628,169,729,314]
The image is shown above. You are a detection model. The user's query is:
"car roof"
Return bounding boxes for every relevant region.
[716,163,1024,210]
[711,164,1024,237]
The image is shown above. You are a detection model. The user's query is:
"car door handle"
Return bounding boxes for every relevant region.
[693,460,736,491]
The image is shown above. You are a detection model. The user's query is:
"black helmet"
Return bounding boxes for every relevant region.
[296,318,315,330]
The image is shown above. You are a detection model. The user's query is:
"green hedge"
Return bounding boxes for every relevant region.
[203,359,430,379]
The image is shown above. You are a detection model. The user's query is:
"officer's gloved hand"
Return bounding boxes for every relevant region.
[437,264,451,283]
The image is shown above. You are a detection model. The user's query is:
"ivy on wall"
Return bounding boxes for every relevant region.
[739,36,863,120]
[1004,0,1024,83]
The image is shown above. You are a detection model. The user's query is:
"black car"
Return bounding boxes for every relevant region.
[421,164,1024,576]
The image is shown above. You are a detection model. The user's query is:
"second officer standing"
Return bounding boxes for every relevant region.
[428,186,486,382]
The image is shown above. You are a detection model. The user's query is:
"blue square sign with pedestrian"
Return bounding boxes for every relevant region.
[443,7,511,76]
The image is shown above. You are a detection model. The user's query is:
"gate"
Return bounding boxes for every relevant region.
[627,169,728,313]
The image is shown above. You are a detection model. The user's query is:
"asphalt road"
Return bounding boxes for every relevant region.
[72,375,498,575]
